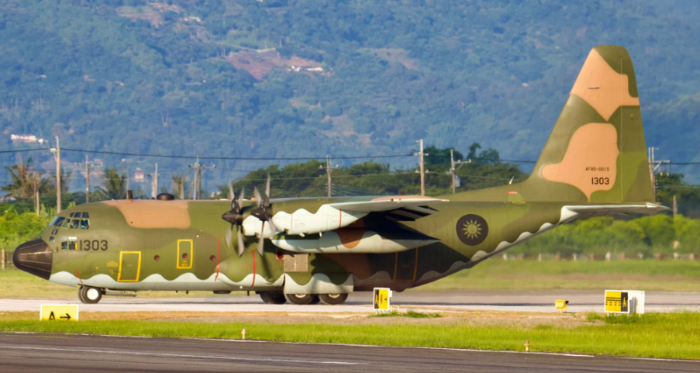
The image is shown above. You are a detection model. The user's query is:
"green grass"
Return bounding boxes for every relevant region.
[2,312,700,359]
[370,310,442,318]
[418,259,700,292]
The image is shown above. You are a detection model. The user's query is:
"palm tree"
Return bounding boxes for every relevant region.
[49,168,72,194]
[171,174,189,199]
[2,157,50,200]
[94,167,127,200]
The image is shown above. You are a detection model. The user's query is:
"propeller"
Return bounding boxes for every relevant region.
[250,174,277,255]
[222,184,246,256]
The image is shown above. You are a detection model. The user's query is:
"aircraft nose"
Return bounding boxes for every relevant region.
[13,238,53,280]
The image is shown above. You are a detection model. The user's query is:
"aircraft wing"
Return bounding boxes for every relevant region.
[328,196,447,220]
[247,196,448,238]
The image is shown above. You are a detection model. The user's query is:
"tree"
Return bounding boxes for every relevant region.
[2,157,50,200]
[467,143,500,165]
[424,145,464,172]
[48,168,72,195]
[94,168,127,200]
[170,174,189,199]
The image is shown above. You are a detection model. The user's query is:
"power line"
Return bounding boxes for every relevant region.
[60,148,413,161]
[0,148,50,154]
[3,147,700,166]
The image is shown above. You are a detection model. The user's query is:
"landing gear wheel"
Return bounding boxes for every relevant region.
[77,287,86,303]
[285,294,318,305]
[79,286,103,304]
[320,293,348,305]
[259,291,287,304]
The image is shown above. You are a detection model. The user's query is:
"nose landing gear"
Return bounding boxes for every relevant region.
[78,286,103,304]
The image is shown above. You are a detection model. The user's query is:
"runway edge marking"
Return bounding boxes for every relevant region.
[6,331,700,363]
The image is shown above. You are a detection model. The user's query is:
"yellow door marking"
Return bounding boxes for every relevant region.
[392,249,419,282]
[177,239,194,269]
[118,251,142,282]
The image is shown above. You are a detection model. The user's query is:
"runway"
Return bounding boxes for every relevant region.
[1,333,698,373]
[2,290,700,313]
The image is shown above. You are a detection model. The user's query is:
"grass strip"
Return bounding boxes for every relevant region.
[1,312,699,360]
[370,310,442,318]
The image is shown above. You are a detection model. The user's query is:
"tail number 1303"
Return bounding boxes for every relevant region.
[591,177,610,185]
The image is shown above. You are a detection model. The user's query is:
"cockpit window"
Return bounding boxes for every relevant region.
[53,217,65,227]
[61,237,77,250]
[54,213,90,230]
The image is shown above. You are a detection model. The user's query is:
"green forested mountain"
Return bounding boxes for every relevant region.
[2,0,700,189]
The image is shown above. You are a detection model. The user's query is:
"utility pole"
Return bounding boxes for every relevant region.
[151,163,158,199]
[319,156,338,197]
[415,139,428,196]
[327,156,332,197]
[199,162,215,199]
[34,179,40,216]
[673,195,678,217]
[189,157,200,200]
[189,157,215,199]
[50,137,61,212]
[195,157,199,200]
[121,167,129,198]
[647,147,670,202]
[85,155,90,204]
[450,149,471,194]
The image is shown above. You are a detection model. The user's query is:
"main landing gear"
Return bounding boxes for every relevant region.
[78,286,103,304]
[259,291,286,304]
[257,291,349,305]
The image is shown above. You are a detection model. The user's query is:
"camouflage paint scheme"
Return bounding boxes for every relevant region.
[15,46,667,301]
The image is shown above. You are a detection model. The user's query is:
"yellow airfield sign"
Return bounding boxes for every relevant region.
[604,291,629,314]
[373,287,392,311]
[40,305,79,321]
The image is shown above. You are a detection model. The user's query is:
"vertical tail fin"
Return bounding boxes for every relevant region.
[526,46,654,203]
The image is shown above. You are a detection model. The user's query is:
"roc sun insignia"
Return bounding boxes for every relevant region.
[456,214,488,245]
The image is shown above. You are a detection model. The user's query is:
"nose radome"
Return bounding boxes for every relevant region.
[13,238,53,280]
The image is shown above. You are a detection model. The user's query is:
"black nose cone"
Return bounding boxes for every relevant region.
[13,238,53,280]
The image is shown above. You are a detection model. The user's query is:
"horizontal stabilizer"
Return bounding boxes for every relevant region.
[563,203,669,220]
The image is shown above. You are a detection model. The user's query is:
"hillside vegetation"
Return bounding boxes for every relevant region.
[1,0,700,186]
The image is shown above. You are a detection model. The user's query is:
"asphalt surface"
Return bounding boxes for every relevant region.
[0,333,698,373]
[2,290,700,313]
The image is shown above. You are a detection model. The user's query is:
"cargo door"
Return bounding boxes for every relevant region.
[118,251,141,282]
[393,248,418,281]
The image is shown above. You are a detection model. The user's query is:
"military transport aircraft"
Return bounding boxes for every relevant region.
[14,46,667,305]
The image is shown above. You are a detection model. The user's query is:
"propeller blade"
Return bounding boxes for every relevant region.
[258,221,265,256]
[238,188,245,206]
[237,226,245,257]
[254,187,262,207]
[225,225,232,248]
[265,173,271,201]
[228,182,234,201]
[268,217,277,235]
